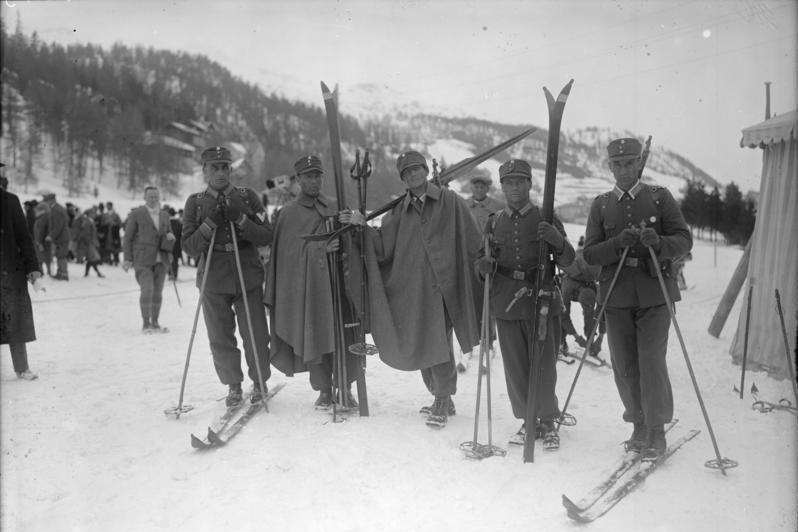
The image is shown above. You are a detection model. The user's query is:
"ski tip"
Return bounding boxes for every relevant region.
[190,433,209,450]
[320,80,330,92]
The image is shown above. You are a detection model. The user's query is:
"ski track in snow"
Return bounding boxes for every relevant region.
[1,230,796,531]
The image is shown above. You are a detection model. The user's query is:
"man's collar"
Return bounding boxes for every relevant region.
[503,201,533,217]
[613,180,642,200]
[296,191,328,208]
[403,181,441,209]
[204,183,235,198]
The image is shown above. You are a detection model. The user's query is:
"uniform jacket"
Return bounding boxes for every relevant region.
[483,203,575,320]
[1,189,40,344]
[583,182,692,308]
[181,184,272,294]
[123,205,172,268]
[264,192,338,375]
[360,183,482,371]
[467,195,505,233]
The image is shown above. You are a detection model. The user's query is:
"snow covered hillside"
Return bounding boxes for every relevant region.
[1,198,796,531]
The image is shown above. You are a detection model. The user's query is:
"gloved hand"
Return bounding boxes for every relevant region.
[203,203,225,230]
[640,227,661,249]
[225,194,251,225]
[538,221,564,250]
[475,256,495,275]
[326,237,341,254]
[122,260,133,272]
[27,271,42,283]
[616,228,638,248]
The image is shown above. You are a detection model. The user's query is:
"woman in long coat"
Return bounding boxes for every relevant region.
[73,208,104,277]
[1,187,42,379]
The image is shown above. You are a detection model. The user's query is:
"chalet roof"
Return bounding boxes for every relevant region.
[740,109,798,148]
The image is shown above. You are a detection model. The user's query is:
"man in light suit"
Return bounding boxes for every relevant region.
[123,185,176,332]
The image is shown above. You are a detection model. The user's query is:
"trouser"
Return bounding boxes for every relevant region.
[496,317,560,421]
[420,321,458,397]
[605,304,673,427]
[56,257,68,276]
[135,263,167,324]
[8,343,29,373]
[202,287,271,386]
[308,352,360,391]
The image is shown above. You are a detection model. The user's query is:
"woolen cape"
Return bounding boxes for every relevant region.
[361,183,482,371]
[264,193,339,376]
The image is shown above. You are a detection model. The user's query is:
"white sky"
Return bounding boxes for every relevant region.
[4,0,796,192]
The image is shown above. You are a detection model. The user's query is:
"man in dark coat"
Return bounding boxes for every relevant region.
[123,186,174,331]
[182,146,273,407]
[583,137,693,460]
[341,150,482,428]
[475,159,575,450]
[265,155,360,408]
[1,180,43,380]
[42,191,71,280]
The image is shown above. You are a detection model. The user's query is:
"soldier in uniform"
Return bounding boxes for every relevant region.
[475,159,575,450]
[265,155,360,408]
[583,137,692,460]
[466,175,505,233]
[181,146,273,407]
[41,191,71,280]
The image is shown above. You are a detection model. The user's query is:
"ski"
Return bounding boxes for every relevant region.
[190,390,253,449]
[561,349,611,369]
[205,383,286,447]
[523,79,574,463]
[564,427,699,523]
[561,419,679,513]
[321,80,370,418]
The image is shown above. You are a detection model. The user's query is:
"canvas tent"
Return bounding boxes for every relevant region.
[730,110,798,378]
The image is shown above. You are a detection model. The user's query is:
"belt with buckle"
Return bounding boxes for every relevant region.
[213,241,252,252]
[623,257,645,268]
[496,265,534,282]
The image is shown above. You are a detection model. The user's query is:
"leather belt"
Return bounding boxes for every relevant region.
[496,265,534,282]
[213,241,252,252]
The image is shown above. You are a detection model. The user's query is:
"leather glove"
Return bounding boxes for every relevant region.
[475,256,495,275]
[616,228,638,248]
[538,221,564,251]
[203,203,225,230]
[640,227,661,249]
[225,193,251,225]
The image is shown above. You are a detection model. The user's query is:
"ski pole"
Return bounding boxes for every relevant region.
[230,222,270,409]
[738,281,754,398]
[646,246,737,474]
[169,263,182,308]
[558,246,629,425]
[775,289,798,407]
[164,229,217,418]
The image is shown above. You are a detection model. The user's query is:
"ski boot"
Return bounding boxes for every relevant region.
[225,383,243,408]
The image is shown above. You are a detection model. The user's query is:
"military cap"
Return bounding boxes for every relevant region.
[470,175,492,185]
[201,146,233,164]
[499,159,532,181]
[294,155,324,176]
[396,150,429,176]
[607,138,642,161]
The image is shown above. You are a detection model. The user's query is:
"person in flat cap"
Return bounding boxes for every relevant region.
[473,158,574,451]
[340,150,482,429]
[265,155,361,409]
[40,190,71,280]
[583,137,692,460]
[181,146,273,408]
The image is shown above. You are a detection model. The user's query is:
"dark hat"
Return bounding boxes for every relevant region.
[499,159,532,181]
[470,175,492,185]
[607,138,642,161]
[294,155,323,176]
[201,146,233,164]
[396,151,428,175]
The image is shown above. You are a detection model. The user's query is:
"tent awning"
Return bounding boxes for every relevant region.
[740,109,798,148]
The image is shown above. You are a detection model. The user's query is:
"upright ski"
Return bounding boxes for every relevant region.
[564,428,700,523]
[523,79,574,463]
[561,419,679,513]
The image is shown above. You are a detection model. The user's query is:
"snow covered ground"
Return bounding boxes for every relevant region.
[2,213,796,531]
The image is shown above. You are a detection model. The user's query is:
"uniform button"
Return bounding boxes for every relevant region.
[627,214,631,217]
